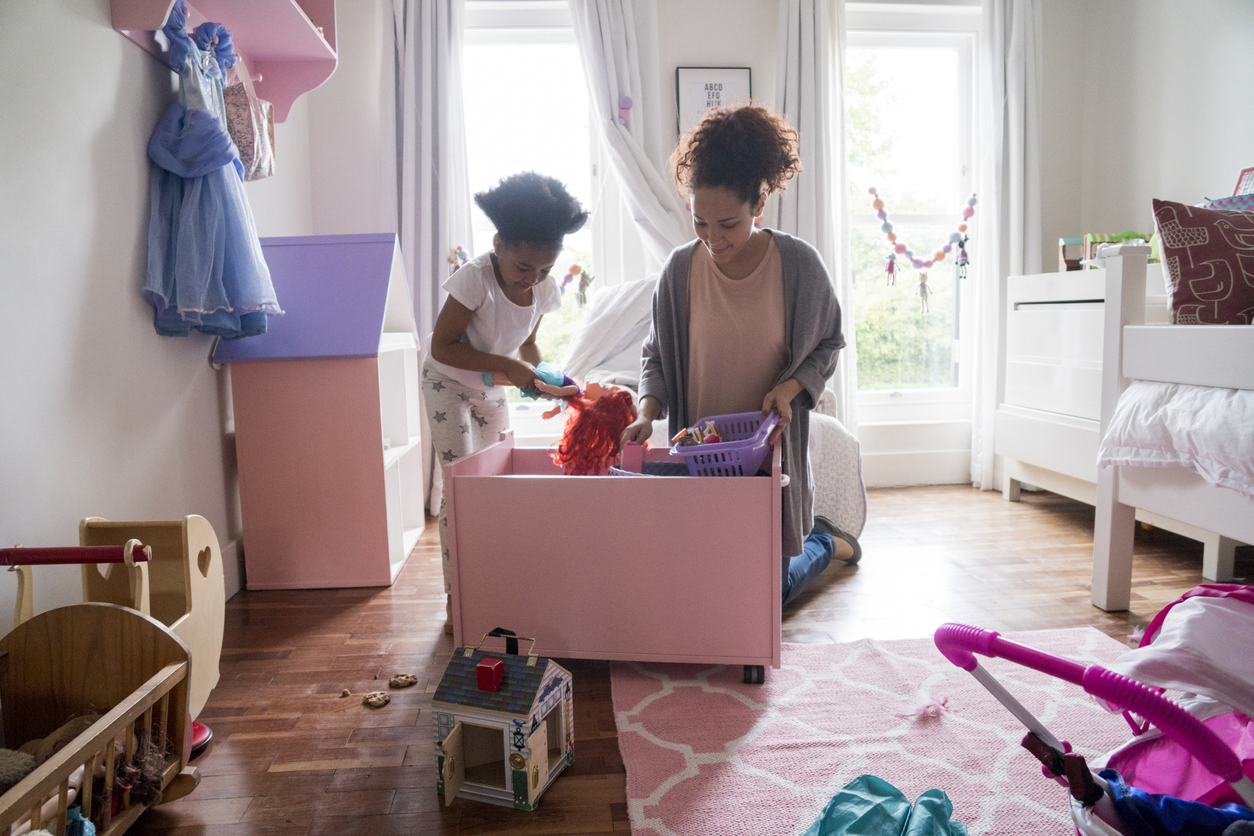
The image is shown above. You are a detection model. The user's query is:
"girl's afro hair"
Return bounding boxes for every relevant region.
[672,105,802,206]
[474,172,590,247]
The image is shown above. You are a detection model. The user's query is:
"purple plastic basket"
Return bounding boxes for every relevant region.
[669,411,779,477]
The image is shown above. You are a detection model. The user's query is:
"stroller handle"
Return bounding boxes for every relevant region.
[934,623,1246,784]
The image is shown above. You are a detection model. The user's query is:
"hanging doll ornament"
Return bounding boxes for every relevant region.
[953,232,970,280]
[869,187,976,280]
[561,263,595,307]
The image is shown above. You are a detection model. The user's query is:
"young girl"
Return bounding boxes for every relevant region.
[425,172,588,627]
[620,105,861,606]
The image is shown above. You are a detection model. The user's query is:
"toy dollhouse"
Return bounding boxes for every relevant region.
[212,233,426,589]
[432,634,573,810]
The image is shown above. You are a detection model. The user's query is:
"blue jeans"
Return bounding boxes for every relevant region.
[782,528,836,606]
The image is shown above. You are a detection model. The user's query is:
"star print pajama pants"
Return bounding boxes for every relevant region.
[421,361,509,593]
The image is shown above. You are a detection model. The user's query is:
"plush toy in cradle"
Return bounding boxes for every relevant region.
[551,382,637,475]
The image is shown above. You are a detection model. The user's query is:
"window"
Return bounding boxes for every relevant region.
[846,16,976,403]
[462,2,595,369]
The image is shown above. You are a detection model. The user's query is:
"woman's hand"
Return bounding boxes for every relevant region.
[505,360,540,392]
[620,395,662,447]
[620,415,654,447]
[763,379,805,445]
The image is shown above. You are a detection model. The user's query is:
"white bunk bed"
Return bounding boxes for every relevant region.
[1092,246,1254,611]
[995,255,1243,581]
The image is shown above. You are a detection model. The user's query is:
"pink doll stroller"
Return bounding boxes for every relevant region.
[935,584,1254,835]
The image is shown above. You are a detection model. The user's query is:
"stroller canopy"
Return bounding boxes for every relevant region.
[1106,593,1254,718]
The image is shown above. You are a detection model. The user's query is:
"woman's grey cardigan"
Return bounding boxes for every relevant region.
[638,230,846,556]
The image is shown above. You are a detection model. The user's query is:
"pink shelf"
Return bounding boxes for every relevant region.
[111,0,337,122]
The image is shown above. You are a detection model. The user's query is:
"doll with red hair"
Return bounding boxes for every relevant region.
[550,381,638,475]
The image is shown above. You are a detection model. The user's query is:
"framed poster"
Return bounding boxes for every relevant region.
[1234,166,1254,197]
[676,67,752,135]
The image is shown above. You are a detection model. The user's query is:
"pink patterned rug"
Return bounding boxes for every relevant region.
[611,628,1135,836]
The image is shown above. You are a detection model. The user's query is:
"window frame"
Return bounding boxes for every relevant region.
[846,7,979,418]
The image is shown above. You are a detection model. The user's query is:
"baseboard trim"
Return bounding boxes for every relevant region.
[221,537,244,602]
[862,449,971,488]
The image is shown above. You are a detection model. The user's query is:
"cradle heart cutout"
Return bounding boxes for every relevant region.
[198,546,213,579]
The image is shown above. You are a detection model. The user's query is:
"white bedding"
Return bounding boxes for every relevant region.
[560,276,657,385]
[1097,380,1254,500]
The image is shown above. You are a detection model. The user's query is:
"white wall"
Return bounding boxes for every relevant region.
[1037,0,1086,272]
[1037,0,1254,272]
[654,0,780,166]
[306,0,397,236]
[0,2,214,623]
[1076,0,1254,238]
[0,0,328,625]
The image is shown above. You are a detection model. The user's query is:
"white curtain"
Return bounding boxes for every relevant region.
[393,0,472,343]
[569,0,691,266]
[392,0,473,512]
[771,0,857,433]
[972,0,1042,490]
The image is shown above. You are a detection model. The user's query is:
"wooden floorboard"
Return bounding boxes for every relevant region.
[132,485,1251,835]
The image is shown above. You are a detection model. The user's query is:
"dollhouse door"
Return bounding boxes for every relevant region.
[527,721,548,806]
[441,722,465,806]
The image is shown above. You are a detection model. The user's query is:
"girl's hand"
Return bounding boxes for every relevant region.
[506,360,540,392]
[763,379,804,445]
[620,415,654,447]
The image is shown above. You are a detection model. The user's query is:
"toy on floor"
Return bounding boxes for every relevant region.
[550,382,637,475]
[935,584,1254,836]
[2,514,227,760]
[0,604,199,836]
[432,629,573,810]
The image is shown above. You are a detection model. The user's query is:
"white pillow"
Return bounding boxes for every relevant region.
[1097,381,1254,499]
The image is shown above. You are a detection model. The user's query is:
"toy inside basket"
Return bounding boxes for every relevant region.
[669,411,779,477]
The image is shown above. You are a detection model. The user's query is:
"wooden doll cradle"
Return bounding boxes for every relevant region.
[8,516,227,754]
[445,432,783,684]
[0,603,198,836]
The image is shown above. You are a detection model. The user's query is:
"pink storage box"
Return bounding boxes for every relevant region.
[444,431,783,682]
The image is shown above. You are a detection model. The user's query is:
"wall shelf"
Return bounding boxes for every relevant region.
[111,0,337,122]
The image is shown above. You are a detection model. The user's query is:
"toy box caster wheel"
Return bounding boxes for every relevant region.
[742,665,764,684]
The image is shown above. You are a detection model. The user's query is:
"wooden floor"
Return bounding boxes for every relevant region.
[133,485,1251,835]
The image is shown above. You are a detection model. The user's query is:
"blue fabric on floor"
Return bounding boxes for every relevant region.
[1101,769,1254,836]
[783,527,835,606]
[802,774,968,836]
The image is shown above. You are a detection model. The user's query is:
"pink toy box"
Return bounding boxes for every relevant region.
[444,431,784,683]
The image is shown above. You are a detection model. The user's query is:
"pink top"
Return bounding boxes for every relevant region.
[686,235,787,423]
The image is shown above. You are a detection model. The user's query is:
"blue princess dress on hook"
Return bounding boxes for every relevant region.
[144,2,281,338]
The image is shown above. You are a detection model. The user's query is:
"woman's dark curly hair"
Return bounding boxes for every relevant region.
[672,106,802,206]
[474,172,589,248]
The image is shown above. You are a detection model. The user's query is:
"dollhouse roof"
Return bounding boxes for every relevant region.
[432,651,553,716]
[212,233,417,364]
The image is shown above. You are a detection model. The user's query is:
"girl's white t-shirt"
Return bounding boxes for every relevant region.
[426,252,562,388]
